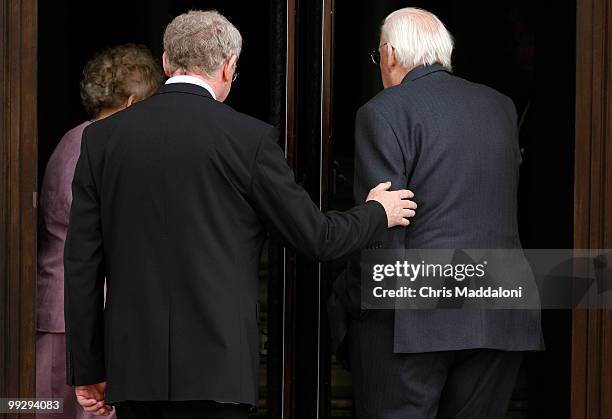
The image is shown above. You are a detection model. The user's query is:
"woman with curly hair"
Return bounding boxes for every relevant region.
[36,44,163,418]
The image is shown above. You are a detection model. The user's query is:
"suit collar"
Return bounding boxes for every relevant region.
[401,63,449,84]
[153,82,215,100]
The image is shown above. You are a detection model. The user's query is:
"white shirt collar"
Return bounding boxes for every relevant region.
[165,75,217,100]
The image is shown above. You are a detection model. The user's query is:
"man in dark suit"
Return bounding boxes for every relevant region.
[64,10,417,419]
[328,7,544,419]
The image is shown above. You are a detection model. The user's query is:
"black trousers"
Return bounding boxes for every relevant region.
[348,310,523,419]
[114,400,250,419]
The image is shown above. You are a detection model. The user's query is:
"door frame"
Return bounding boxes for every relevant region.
[571,0,612,418]
[0,0,38,412]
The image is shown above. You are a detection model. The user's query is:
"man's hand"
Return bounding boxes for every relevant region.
[75,381,114,416]
[366,181,417,227]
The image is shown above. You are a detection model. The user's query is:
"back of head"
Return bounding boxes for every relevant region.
[381,8,454,71]
[163,10,242,78]
[80,44,163,118]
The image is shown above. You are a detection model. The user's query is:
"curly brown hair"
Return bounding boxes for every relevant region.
[80,44,163,117]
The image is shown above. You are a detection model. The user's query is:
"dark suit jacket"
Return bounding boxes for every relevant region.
[63,82,387,405]
[329,64,544,357]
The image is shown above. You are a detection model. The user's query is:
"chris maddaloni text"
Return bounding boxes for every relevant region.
[372,286,524,299]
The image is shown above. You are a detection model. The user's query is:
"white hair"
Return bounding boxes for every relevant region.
[163,10,242,77]
[381,8,454,71]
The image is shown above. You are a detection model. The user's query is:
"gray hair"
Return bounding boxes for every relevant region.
[381,8,454,71]
[163,10,242,77]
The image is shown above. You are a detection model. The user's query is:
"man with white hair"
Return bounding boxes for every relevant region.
[63,10,417,419]
[328,7,544,419]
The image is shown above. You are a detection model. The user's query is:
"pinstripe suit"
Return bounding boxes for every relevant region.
[328,64,544,419]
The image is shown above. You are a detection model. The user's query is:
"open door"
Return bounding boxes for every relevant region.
[286,0,611,418]
[34,1,292,417]
[327,1,575,418]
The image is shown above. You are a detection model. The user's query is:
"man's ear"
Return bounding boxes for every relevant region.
[162,52,173,77]
[222,55,238,82]
[125,95,137,108]
[384,43,397,68]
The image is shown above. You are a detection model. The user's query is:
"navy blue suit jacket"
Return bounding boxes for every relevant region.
[329,64,544,355]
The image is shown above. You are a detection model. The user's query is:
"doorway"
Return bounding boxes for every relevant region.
[36,1,288,417]
[319,1,574,418]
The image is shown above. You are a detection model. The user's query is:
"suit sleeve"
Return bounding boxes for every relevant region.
[339,102,410,310]
[64,127,106,386]
[248,127,388,261]
[354,103,408,204]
